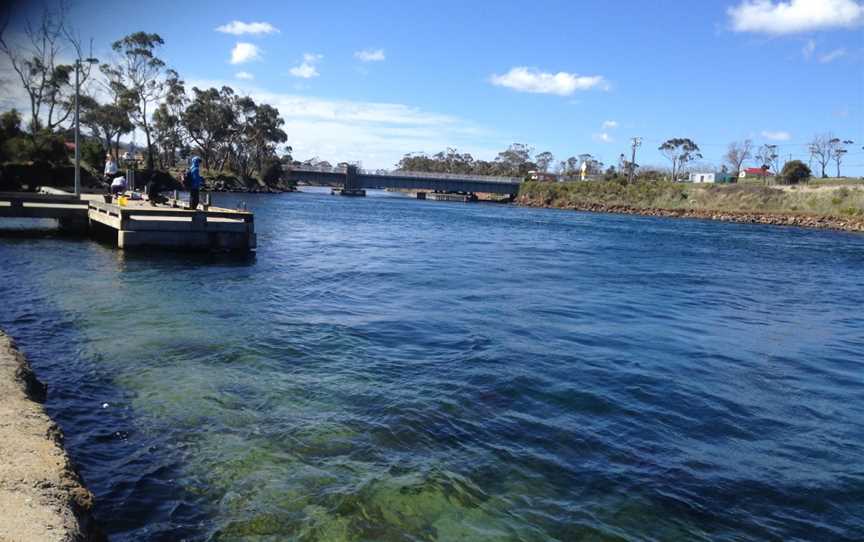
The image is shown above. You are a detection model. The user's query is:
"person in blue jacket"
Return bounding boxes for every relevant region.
[184,156,204,210]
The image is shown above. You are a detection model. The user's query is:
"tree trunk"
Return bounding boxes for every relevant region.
[143,122,153,171]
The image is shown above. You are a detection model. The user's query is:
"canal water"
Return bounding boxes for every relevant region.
[1,189,863,541]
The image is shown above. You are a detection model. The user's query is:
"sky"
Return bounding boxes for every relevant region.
[2,0,864,173]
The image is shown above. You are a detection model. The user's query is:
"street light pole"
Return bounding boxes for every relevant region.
[74,60,81,196]
[73,57,98,197]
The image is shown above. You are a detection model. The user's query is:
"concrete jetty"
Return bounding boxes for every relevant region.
[87,197,255,250]
[0,331,103,541]
[0,191,255,251]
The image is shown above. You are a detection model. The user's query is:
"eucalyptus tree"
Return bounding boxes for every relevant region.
[808,133,834,178]
[182,86,235,170]
[755,143,779,179]
[830,138,854,178]
[0,2,93,138]
[724,139,752,178]
[97,60,137,158]
[659,138,702,182]
[80,95,134,158]
[226,93,257,176]
[249,103,287,174]
[495,143,536,176]
[535,151,555,172]
[151,69,187,168]
[109,32,167,170]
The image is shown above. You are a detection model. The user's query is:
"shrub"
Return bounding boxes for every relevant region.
[0,110,23,160]
[80,139,105,170]
[781,160,811,185]
[1,132,69,164]
[261,160,283,185]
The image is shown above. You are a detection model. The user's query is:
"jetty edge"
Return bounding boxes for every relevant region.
[0,330,104,542]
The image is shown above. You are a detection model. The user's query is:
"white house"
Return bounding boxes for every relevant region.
[689,172,715,183]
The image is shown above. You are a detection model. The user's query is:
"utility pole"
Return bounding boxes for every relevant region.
[627,137,642,184]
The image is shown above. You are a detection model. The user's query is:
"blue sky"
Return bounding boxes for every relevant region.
[4,0,864,173]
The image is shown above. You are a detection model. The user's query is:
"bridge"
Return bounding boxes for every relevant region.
[286,165,523,197]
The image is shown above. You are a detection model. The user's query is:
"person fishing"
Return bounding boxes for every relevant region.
[145,173,168,206]
[184,156,204,210]
[110,174,127,195]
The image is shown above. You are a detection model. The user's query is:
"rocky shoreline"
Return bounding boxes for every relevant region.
[516,198,864,233]
[0,331,104,542]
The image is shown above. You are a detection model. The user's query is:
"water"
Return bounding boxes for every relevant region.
[1,189,863,541]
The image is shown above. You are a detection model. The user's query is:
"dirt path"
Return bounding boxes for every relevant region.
[0,331,103,542]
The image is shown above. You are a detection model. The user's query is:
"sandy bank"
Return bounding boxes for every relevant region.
[0,331,103,542]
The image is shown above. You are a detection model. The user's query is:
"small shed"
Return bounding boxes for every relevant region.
[689,172,715,183]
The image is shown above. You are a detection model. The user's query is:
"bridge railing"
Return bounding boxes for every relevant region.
[365,169,522,184]
[289,165,522,184]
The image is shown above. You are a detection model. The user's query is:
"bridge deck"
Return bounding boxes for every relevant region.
[288,167,522,195]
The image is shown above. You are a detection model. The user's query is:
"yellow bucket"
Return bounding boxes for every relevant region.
[118,196,128,206]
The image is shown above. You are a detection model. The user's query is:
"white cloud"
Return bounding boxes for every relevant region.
[802,39,816,59]
[230,42,261,64]
[819,48,847,62]
[354,49,385,62]
[602,120,618,129]
[490,67,607,96]
[593,132,614,143]
[185,77,502,169]
[761,130,792,141]
[289,53,323,78]
[216,21,279,35]
[235,71,254,80]
[728,0,864,35]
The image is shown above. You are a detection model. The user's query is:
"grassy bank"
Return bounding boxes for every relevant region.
[518,180,864,219]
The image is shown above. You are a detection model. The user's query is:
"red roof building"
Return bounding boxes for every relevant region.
[739,167,773,178]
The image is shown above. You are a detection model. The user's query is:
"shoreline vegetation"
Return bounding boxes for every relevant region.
[516,180,864,233]
[0,330,104,542]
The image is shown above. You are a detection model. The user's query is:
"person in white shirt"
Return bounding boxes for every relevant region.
[110,175,127,195]
[104,154,118,184]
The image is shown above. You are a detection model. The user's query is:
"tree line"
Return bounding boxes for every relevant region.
[0,4,290,182]
[396,145,612,179]
[723,135,856,180]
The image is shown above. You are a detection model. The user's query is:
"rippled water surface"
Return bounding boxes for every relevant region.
[2,189,864,541]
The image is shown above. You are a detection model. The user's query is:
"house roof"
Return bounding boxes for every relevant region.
[744,167,771,175]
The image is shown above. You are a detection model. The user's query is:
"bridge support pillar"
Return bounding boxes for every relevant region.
[333,165,366,196]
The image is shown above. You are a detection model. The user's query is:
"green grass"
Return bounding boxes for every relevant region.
[518,180,864,218]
